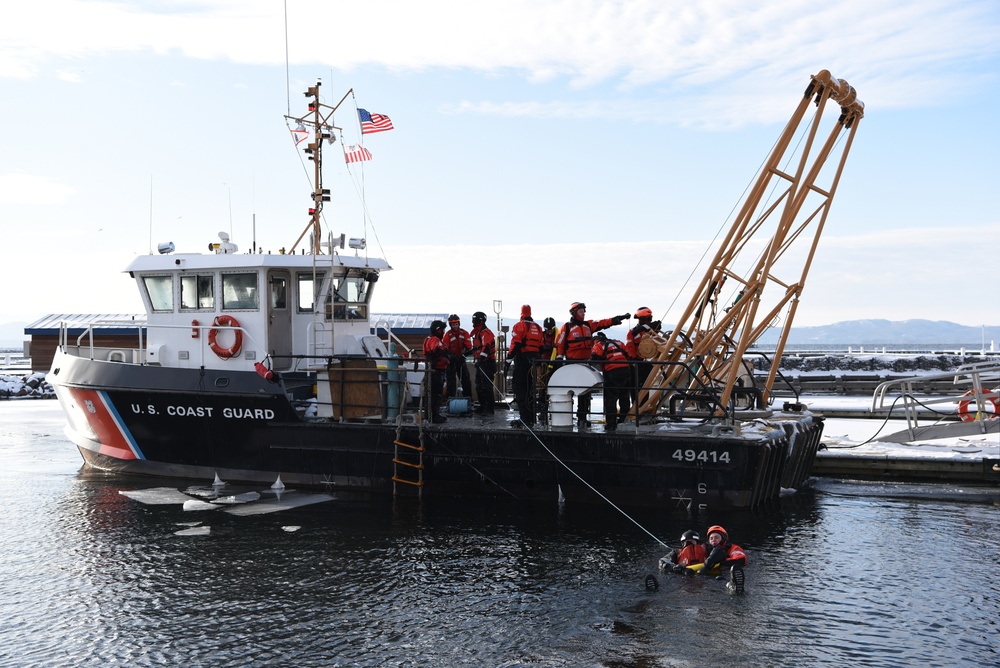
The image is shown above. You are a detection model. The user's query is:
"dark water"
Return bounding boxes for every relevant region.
[2,402,998,667]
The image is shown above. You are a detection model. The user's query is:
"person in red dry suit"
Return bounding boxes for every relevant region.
[590,333,632,431]
[423,320,455,423]
[658,530,708,573]
[624,306,662,403]
[469,311,497,415]
[508,305,545,427]
[555,302,629,427]
[442,314,473,399]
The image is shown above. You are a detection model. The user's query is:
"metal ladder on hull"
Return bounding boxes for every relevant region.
[392,375,426,495]
[392,435,425,493]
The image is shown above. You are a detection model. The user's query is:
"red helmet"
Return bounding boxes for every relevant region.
[706,525,728,542]
[570,302,586,314]
[634,306,653,319]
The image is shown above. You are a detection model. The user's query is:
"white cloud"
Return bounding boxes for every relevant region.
[2,1,997,126]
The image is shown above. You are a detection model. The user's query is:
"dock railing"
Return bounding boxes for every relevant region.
[871,363,1000,439]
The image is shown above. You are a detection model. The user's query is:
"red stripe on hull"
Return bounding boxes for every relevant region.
[69,388,139,461]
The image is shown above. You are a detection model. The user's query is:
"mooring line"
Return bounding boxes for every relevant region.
[480,367,670,549]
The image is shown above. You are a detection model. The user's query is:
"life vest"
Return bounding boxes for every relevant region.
[510,318,544,354]
[540,327,557,358]
[442,327,472,356]
[591,338,629,371]
[625,324,652,359]
[471,324,496,362]
[676,543,708,567]
[423,335,451,370]
[557,317,614,360]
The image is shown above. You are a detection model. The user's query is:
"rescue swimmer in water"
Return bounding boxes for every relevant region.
[656,524,747,594]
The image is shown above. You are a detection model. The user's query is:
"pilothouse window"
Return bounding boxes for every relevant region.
[221,273,259,310]
[327,272,373,321]
[142,275,174,312]
[180,274,215,310]
[296,272,325,313]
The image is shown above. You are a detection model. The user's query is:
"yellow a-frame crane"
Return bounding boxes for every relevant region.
[636,70,865,418]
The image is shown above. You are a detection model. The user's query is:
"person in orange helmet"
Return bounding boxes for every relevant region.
[625,306,662,404]
[658,529,708,573]
[555,302,629,427]
[442,314,473,399]
[699,525,748,592]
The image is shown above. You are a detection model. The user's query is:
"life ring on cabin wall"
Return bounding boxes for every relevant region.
[957,388,1000,422]
[208,315,243,359]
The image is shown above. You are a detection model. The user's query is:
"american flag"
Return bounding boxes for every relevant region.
[344,144,373,164]
[358,108,394,134]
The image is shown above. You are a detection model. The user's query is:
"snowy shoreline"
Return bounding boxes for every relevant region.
[0,372,53,399]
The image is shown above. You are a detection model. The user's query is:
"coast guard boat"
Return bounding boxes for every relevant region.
[48,72,865,509]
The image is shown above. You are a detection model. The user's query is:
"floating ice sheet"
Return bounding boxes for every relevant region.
[223,493,335,516]
[120,487,197,505]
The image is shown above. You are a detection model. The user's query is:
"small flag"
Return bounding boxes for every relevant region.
[358,108,394,134]
[290,123,309,146]
[344,144,372,164]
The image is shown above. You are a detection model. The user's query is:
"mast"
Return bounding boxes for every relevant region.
[285,81,353,254]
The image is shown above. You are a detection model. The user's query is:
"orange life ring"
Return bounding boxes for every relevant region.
[208,315,243,359]
[957,388,1000,422]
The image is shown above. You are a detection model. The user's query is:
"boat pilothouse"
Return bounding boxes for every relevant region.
[130,233,389,374]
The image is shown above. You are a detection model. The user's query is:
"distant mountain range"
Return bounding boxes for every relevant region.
[2,318,998,349]
[755,319,999,346]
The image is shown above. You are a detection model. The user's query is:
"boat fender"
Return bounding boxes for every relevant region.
[208,315,243,359]
[191,319,200,339]
[254,361,276,383]
[957,388,1000,422]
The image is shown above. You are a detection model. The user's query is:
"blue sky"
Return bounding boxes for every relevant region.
[1,0,998,329]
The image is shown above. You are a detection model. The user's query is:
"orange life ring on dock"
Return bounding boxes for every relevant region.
[208,315,243,359]
[957,388,1000,422]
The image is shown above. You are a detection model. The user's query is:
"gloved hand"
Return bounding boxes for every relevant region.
[611,315,625,325]
[650,320,661,331]
[703,547,724,571]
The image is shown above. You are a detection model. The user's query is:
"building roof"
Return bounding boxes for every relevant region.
[25,314,145,335]
[371,314,448,334]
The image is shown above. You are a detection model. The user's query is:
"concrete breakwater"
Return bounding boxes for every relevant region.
[758,353,1000,396]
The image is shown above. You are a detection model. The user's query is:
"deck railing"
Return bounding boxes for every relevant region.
[871,363,1000,438]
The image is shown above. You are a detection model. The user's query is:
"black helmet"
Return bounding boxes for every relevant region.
[543,317,555,329]
[680,530,700,544]
[472,311,488,325]
[447,314,460,324]
[430,319,446,334]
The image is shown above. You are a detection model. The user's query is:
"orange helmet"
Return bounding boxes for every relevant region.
[634,307,653,319]
[706,525,728,542]
[570,302,586,314]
